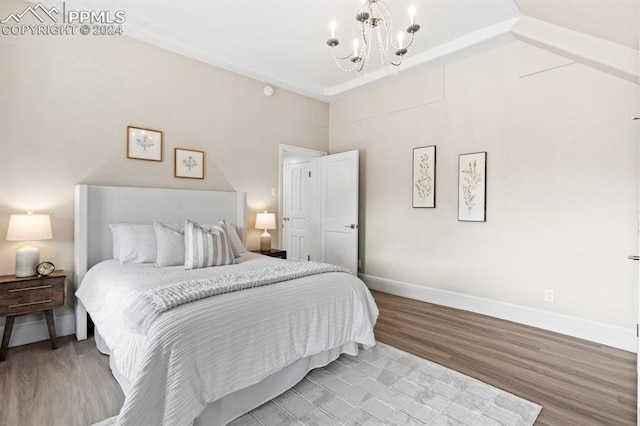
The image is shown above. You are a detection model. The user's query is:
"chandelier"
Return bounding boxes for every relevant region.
[326,0,420,73]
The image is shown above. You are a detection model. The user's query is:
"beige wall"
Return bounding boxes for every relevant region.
[1,0,637,336]
[330,41,639,328]
[0,0,329,283]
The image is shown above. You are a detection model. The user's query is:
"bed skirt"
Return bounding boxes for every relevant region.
[95,328,359,425]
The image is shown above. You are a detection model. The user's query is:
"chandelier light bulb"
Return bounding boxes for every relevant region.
[329,20,337,38]
[353,38,359,56]
[397,31,404,47]
[409,5,416,24]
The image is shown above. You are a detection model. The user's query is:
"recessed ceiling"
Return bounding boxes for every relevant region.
[33,0,638,101]
[37,0,519,100]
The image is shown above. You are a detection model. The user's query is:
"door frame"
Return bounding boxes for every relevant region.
[278,144,327,249]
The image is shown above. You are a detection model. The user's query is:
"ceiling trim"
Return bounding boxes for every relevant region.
[116,14,331,102]
[512,16,639,85]
[121,15,523,102]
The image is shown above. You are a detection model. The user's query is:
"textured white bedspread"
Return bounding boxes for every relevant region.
[76,253,378,426]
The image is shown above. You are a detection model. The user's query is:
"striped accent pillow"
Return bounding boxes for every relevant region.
[184,220,237,270]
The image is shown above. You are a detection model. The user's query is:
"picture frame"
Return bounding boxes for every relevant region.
[127,126,163,161]
[175,148,205,179]
[458,152,487,222]
[412,145,436,208]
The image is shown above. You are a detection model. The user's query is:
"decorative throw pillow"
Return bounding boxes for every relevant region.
[109,223,156,264]
[154,222,185,267]
[184,220,236,270]
[222,219,247,255]
[201,221,245,258]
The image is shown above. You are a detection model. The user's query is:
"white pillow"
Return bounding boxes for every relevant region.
[154,222,185,267]
[184,220,236,270]
[222,219,246,255]
[109,224,156,264]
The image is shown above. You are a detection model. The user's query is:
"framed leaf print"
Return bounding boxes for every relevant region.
[458,152,486,222]
[412,145,436,208]
[175,148,205,179]
[127,126,163,161]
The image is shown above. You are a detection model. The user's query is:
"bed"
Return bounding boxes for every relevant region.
[73,184,378,426]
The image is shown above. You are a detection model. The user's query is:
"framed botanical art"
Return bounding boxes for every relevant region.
[127,126,163,161]
[412,145,436,208]
[458,152,487,222]
[175,148,205,179]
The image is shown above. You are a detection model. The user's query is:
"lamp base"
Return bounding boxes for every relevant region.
[260,231,272,252]
[15,245,39,278]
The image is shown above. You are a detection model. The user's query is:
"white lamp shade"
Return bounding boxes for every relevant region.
[6,213,53,241]
[255,211,276,230]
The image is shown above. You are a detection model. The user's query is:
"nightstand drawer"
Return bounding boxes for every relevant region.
[0,291,64,316]
[0,276,65,297]
[0,277,65,316]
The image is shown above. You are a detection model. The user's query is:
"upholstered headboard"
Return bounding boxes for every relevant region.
[73,184,247,339]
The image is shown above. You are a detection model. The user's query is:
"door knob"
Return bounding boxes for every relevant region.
[632,117,640,121]
[344,224,358,229]
[628,255,639,261]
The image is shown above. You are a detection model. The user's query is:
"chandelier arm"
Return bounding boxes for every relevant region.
[380,16,395,58]
[378,3,396,49]
[375,0,391,15]
[360,22,370,46]
[330,46,355,61]
[403,31,417,50]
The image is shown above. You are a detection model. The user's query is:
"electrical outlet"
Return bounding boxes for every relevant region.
[544,289,554,303]
[358,259,362,269]
[270,187,277,197]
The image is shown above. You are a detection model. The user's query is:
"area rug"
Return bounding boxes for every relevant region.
[231,342,542,426]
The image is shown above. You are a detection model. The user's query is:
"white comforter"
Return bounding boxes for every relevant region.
[76,253,379,426]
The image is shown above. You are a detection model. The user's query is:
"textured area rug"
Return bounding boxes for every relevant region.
[231,342,541,426]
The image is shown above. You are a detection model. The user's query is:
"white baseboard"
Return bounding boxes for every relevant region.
[1,312,76,348]
[361,273,636,353]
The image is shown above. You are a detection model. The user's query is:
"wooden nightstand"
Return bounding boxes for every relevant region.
[0,271,66,362]
[251,249,287,260]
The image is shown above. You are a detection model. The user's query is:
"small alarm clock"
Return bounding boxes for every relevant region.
[36,261,55,277]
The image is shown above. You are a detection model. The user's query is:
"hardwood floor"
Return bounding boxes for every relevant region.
[0,291,636,425]
[0,335,123,426]
[372,291,637,425]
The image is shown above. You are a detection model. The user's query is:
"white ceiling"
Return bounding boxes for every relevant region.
[35,0,638,101]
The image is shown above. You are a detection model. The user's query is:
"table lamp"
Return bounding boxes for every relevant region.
[6,212,52,277]
[255,211,276,252]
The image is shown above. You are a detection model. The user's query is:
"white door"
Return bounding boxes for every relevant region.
[283,161,314,261]
[320,150,359,274]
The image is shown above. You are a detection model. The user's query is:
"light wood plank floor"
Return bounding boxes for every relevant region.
[0,335,123,426]
[372,291,637,425]
[0,291,636,425]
